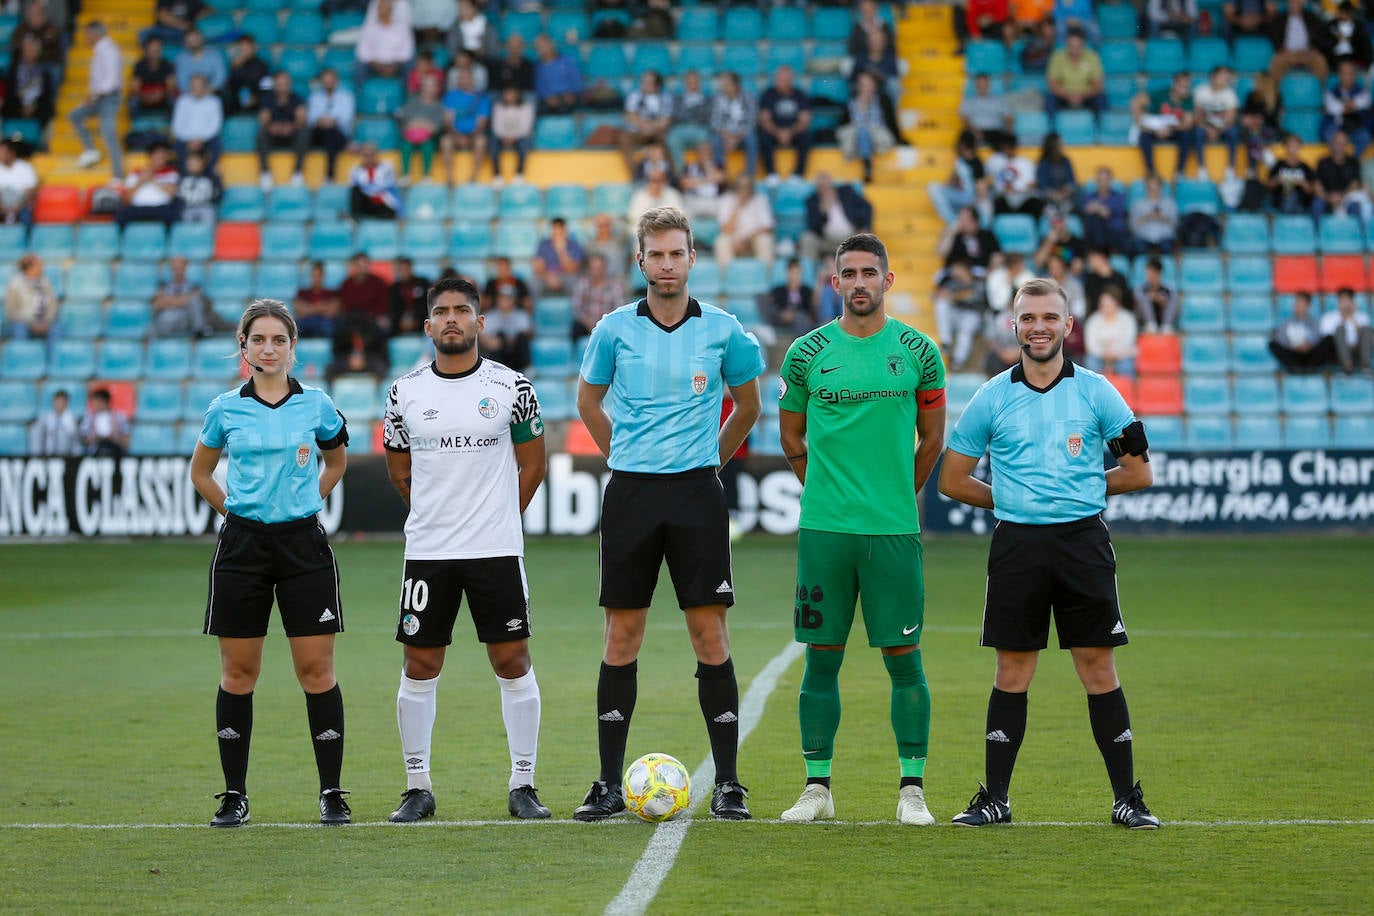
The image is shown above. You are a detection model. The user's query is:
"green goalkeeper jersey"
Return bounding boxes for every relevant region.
[779,317,946,535]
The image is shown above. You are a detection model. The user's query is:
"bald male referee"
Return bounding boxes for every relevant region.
[938,277,1161,829]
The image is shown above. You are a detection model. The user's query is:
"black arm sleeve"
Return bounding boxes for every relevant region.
[1107,419,1149,459]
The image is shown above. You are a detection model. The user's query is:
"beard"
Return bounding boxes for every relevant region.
[434,333,476,355]
[1019,334,1064,363]
[845,292,881,316]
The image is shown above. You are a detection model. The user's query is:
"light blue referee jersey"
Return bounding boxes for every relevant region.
[947,360,1136,524]
[199,377,348,524]
[580,298,765,473]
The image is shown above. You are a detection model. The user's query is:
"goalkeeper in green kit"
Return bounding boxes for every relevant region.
[777,233,947,825]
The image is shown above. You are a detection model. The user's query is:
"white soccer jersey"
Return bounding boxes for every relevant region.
[383,359,544,559]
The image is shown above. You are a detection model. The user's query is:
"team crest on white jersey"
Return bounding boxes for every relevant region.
[295,444,311,467]
[478,397,499,418]
[1066,434,1083,457]
[692,371,708,395]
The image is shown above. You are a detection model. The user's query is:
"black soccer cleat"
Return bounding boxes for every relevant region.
[389,788,436,823]
[1112,781,1161,830]
[319,788,352,825]
[210,791,249,828]
[573,780,626,821]
[710,781,751,820]
[951,784,1012,827]
[508,785,552,819]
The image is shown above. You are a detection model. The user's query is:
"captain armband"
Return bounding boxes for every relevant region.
[1107,420,1149,460]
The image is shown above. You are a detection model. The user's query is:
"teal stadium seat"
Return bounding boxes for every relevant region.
[766,45,807,74]
[120,223,167,262]
[321,46,356,76]
[185,379,230,420]
[175,421,202,454]
[1231,334,1277,374]
[500,10,543,41]
[1330,376,1374,413]
[47,339,97,379]
[357,221,400,260]
[308,223,356,261]
[405,183,451,221]
[1280,110,1321,142]
[240,11,281,44]
[96,339,145,379]
[965,41,1007,76]
[530,339,575,377]
[29,224,74,260]
[1099,41,1140,75]
[1145,415,1185,450]
[544,185,589,222]
[388,335,433,370]
[294,338,331,382]
[1234,414,1282,448]
[548,10,591,43]
[67,262,113,302]
[1175,179,1221,215]
[584,45,629,83]
[145,339,194,379]
[1279,73,1323,109]
[1144,38,1187,76]
[499,184,544,221]
[1097,3,1140,40]
[767,6,808,42]
[1333,415,1374,447]
[116,262,160,299]
[1281,375,1329,415]
[207,262,254,303]
[536,379,575,422]
[494,221,539,260]
[810,7,850,40]
[678,7,719,40]
[678,44,718,75]
[283,11,325,45]
[534,297,572,336]
[330,377,382,421]
[254,261,299,297]
[1227,256,1273,294]
[591,184,632,216]
[221,116,259,153]
[1228,295,1275,332]
[1223,213,1270,254]
[129,422,179,455]
[725,259,770,297]
[267,186,311,222]
[1180,294,1225,332]
[1055,110,1097,146]
[0,423,27,455]
[722,7,764,41]
[1182,333,1228,374]
[1013,111,1050,145]
[1184,375,1232,414]
[402,222,446,261]
[326,10,364,39]
[453,184,497,221]
[1233,376,1280,415]
[449,221,493,259]
[1271,215,1316,255]
[1319,215,1364,254]
[1104,77,1138,110]
[353,118,399,150]
[1188,37,1230,73]
[1185,415,1232,450]
[358,78,404,117]
[75,223,120,259]
[993,214,1039,255]
[0,380,38,422]
[630,45,673,78]
[1099,110,1135,145]
[135,381,185,422]
[1233,36,1273,72]
[104,301,152,339]
[170,222,214,260]
[1283,416,1331,448]
[196,13,236,42]
[0,224,25,260]
[192,339,241,381]
[313,184,351,221]
[534,115,579,150]
[61,302,104,339]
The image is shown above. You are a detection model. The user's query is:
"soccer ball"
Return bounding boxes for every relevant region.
[623,753,691,823]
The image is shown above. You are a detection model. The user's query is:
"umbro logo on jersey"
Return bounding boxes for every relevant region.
[319,609,336,623]
[422,409,439,421]
[713,711,738,724]
[820,366,842,374]
[1111,620,1126,635]
[506,618,523,630]
[217,727,241,740]
[716,580,733,594]
[598,710,624,722]
[315,729,342,741]
[1114,729,1133,743]
[987,730,1010,743]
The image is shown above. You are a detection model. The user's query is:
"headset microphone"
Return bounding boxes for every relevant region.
[638,258,656,287]
[241,342,266,373]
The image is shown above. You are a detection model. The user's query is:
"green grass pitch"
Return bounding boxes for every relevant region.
[1,535,1370,913]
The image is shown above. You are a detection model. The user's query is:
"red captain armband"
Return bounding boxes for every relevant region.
[917,388,947,409]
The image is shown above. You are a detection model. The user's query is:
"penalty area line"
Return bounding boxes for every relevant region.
[603,639,805,916]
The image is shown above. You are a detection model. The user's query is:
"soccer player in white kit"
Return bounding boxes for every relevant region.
[382,276,551,821]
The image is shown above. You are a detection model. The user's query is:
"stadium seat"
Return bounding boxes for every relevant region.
[544,185,590,223]
[308,223,356,261]
[533,115,579,151]
[1136,334,1182,374]
[449,221,493,260]
[1281,375,1329,415]
[1097,3,1140,40]
[312,184,351,222]
[1333,414,1374,447]
[1231,334,1277,374]
[499,184,544,221]
[584,45,629,83]
[32,185,84,223]
[283,10,326,45]
[240,10,281,44]
[1228,256,1273,294]
[1232,36,1273,72]
[1135,375,1184,414]
[1099,41,1140,75]
[536,378,576,422]
[725,259,770,298]
[1144,414,1184,449]
[1182,333,1229,375]
[266,186,311,223]
[452,184,497,221]
[1273,255,1320,294]
[104,301,152,339]
[66,262,113,303]
[356,221,400,260]
[0,380,38,422]
[0,423,26,455]
[533,297,572,338]
[1234,414,1282,449]
[213,222,261,261]
[1269,216,1316,255]
[1233,376,1280,415]
[1280,110,1321,142]
[677,42,719,75]
[678,7,719,40]
[591,184,632,217]
[115,262,159,300]
[401,222,446,261]
[1330,376,1374,414]
[0,224,24,261]
[1143,38,1187,76]
[221,116,259,153]
[253,261,299,299]
[192,339,241,381]
[993,214,1039,255]
[1055,110,1097,146]
[1174,179,1220,215]
[145,339,194,379]
[60,302,103,340]
[1279,73,1323,109]
[1320,255,1370,292]
[1179,254,1224,294]
[96,340,145,379]
[29,224,74,260]
[128,421,179,456]
[493,221,539,259]
[722,6,764,41]
[1012,110,1050,146]
[120,223,168,262]
[965,41,1007,75]
[206,261,254,306]
[548,10,591,43]
[358,78,404,117]
[1188,37,1230,73]
[767,5,808,42]
[1180,294,1225,332]
[1223,214,1270,255]
[1282,415,1331,448]
[1185,415,1232,450]
[499,9,542,41]
[74,223,120,259]
[1318,215,1365,254]
[404,183,451,221]
[530,339,575,377]
[135,381,185,423]
[387,335,433,371]
[170,222,214,260]
[355,115,401,148]
[185,379,229,420]
[1228,295,1275,333]
[629,44,673,78]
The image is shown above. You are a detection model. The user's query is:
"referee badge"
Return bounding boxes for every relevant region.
[1066,434,1083,457]
[691,371,708,395]
[296,444,312,467]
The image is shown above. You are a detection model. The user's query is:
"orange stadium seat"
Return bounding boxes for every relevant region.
[1135,334,1182,374]
[563,420,602,456]
[1134,376,1184,415]
[90,380,136,416]
[1273,256,1320,294]
[1320,256,1370,292]
[1103,373,1137,410]
[214,223,262,260]
[32,185,84,223]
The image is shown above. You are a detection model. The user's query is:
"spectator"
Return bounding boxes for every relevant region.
[447,47,488,94]
[711,71,760,180]
[959,72,1014,149]
[256,71,308,190]
[151,255,216,338]
[11,1,63,91]
[1045,253,1089,325]
[1223,0,1273,38]
[406,48,444,97]
[849,24,901,103]
[397,72,446,183]
[1008,0,1055,41]
[70,21,123,174]
[175,29,226,96]
[1134,257,1180,333]
[1054,0,1100,44]
[489,85,535,184]
[4,253,59,343]
[1319,287,1373,373]
[813,262,843,322]
[308,68,356,184]
[1018,17,1058,73]
[533,217,585,295]
[938,205,1002,274]
[570,253,626,342]
[765,258,816,339]
[1033,207,1087,269]
[1146,0,1197,40]
[1315,129,1374,220]
[630,141,676,186]
[679,140,726,218]
[965,0,1012,42]
[483,256,533,313]
[985,252,1036,313]
[1133,71,1200,179]
[1083,248,1134,314]
[1270,292,1334,372]
[339,251,393,333]
[1265,132,1317,214]
[114,142,182,228]
[1082,165,1129,252]
[171,73,223,170]
[140,0,206,47]
[176,149,222,223]
[1035,132,1079,216]
[1325,2,1372,70]
[1237,103,1280,196]
[667,69,712,169]
[848,0,894,58]
[1194,65,1241,180]
[758,65,813,183]
[585,212,631,278]
[327,310,390,384]
[1268,0,1332,84]
[439,66,490,185]
[1128,174,1180,254]
[533,33,584,115]
[1323,60,1372,158]
[29,389,82,457]
[389,257,431,336]
[626,171,686,236]
[5,34,57,126]
[801,172,875,263]
[294,261,342,339]
[838,69,903,184]
[620,70,675,171]
[1243,71,1284,131]
[224,35,271,116]
[985,132,1042,218]
[0,138,39,227]
[929,131,991,225]
[1083,287,1138,377]
[128,36,176,118]
[981,305,1023,376]
[489,33,535,97]
[934,259,990,370]
[80,388,131,458]
[411,0,457,48]
[356,0,415,85]
[714,174,777,274]
[1045,29,1105,120]
[447,0,498,62]
[479,287,533,372]
[349,142,402,219]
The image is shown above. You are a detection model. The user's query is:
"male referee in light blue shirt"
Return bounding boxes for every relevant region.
[572,206,765,822]
[938,277,1161,829]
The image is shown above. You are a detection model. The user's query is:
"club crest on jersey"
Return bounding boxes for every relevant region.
[692,371,708,395]
[887,355,904,376]
[295,444,311,467]
[1066,434,1083,457]
[478,397,499,418]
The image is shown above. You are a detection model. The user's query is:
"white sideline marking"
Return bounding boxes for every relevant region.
[603,639,806,916]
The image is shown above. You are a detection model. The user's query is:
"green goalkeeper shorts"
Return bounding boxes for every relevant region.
[793,529,926,648]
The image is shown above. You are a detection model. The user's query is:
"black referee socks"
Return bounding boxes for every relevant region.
[697,658,740,784]
[597,660,638,784]
[985,687,1028,802]
[1087,686,1135,800]
[216,687,253,795]
[305,684,345,793]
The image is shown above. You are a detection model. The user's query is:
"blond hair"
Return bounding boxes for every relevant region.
[636,206,694,253]
[1011,277,1071,315]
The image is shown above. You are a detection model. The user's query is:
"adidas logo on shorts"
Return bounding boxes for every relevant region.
[715,580,733,594]
[319,609,336,623]
[1110,620,1126,635]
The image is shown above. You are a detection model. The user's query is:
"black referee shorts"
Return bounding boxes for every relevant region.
[204,514,343,639]
[599,468,735,611]
[981,515,1128,651]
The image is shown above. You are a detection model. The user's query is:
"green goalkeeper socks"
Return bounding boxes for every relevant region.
[798,646,845,770]
[884,649,930,765]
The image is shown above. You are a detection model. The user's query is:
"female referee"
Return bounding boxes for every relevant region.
[189,299,351,828]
